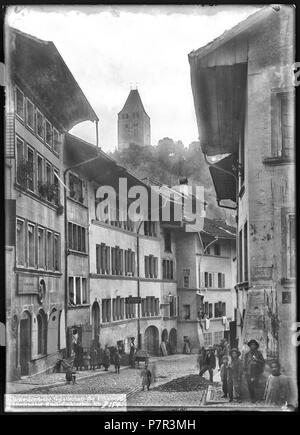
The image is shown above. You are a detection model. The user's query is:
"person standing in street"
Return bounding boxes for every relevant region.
[141,364,152,391]
[114,346,121,374]
[264,360,290,406]
[228,348,243,402]
[244,339,265,403]
[90,343,98,371]
[130,337,136,368]
[103,344,111,371]
[199,345,216,382]
[197,346,206,372]
[220,355,230,399]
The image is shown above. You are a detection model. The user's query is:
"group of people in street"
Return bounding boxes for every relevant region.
[198,338,290,406]
[73,341,122,374]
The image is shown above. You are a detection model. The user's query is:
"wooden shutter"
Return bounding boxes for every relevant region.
[145,256,149,278]
[106,246,110,274]
[154,257,158,278]
[131,252,135,275]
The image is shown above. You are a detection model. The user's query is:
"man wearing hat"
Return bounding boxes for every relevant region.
[244,339,265,403]
[199,345,216,382]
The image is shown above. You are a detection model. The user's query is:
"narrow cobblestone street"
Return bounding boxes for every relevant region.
[8,354,283,411]
[8,354,279,411]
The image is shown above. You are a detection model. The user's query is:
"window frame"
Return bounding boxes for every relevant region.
[36,108,45,141]
[26,97,35,131]
[27,221,36,268]
[16,218,26,267]
[15,86,25,121]
[37,226,45,270]
[26,145,35,193]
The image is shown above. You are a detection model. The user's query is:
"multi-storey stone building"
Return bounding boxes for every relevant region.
[118,89,151,151]
[63,134,178,356]
[189,4,296,390]
[5,28,98,380]
[176,219,236,353]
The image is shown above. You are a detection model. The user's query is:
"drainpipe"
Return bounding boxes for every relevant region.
[136,219,144,350]
[95,120,99,148]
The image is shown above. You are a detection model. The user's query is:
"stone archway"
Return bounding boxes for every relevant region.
[20,311,31,376]
[169,328,177,354]
[161,328,168,343]
[144,325,159,356]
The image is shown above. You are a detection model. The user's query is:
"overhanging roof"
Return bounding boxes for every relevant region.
[188,5,280,156]
[189,62,247,156]
[8,27,98,131]
[64,133,148,190]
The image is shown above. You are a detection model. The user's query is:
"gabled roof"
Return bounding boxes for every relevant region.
[118,89,150,117]
[188,5,272,60]
[8,27,98,131]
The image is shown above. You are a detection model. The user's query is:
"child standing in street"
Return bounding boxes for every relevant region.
[228,348,243,402]
[114,347,121,374]
[141,364,152,391]
[264,360,290,406]
[220,355,230,399]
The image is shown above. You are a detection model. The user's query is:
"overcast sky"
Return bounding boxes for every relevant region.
[7,5,260,153]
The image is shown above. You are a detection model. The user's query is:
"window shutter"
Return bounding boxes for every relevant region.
[100,243,105,274]
[222,274,225,288]
[154,257,158,278]
[106,246,110,274]
[145,256,149,278]
[222,302,226,316]
[120,249,123,275]
[125,250,128,274]
[131,252,135,275]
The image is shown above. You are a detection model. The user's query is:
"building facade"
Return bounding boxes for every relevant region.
[189,4,296,387]
[118,89,151,151]
[63,134,178,356]
[176,219,236,353]
[5,28,98,380]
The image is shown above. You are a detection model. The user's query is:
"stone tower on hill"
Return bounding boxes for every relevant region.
[118,89,151,151]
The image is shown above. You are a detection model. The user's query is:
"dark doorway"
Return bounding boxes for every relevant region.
[169,328,177,354]
[20,312,31,376]
[144,325,159,356]
[92,301,100,343]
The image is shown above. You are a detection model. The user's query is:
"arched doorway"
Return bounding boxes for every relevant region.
[161,329,168,343]
[169,328,177,354]
[144,326,159,356]
[47,308,59,354]
[92,302,100,343]
[20,311,31,376]
[37,309,47,355]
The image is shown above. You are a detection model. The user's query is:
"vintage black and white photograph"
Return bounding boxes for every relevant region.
[3,4,297,413]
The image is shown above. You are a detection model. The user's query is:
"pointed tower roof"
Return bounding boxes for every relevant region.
[118,89,149,117]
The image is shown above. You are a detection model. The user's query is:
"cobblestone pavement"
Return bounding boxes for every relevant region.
[10,354,200,397]
[8,354,283,411]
